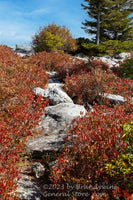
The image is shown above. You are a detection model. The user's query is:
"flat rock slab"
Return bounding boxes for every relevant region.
[26,134,69,158]
[103,93,125,105]
[103,93,133,105]
[37,103,87,135]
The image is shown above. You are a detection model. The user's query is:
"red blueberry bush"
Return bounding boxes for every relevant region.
[0,45,48,199]
[64,68,118,105]
[64,67,133,106]
[24,51,71,72]
[25,50,110,81]
[50,101,133,199]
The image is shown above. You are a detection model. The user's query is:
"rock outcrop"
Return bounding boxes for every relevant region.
[26,133,70,158]
[113,52,131,60]
[75,52,131,68]
[26,102,87,159]
[37,103,87,135]
[33,83,73,106]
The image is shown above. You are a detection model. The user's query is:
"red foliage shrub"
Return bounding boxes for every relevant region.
[25,51,109,81]
[1,45,132,199]
[57,58,109,80]
[25,51,71,72]
[0,45,48,199]
[108,78,133,97]
[0,45,21,65]
[64,69,117,105]
[50,102,133,199]
[64,67,133,106]
[91,59,109,71]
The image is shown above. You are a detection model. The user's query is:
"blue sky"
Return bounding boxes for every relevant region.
[0,0,89,48]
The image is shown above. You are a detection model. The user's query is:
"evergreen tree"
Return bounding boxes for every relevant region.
[81,0,113,45]
[81,0,133,44]
[105,0,133,41]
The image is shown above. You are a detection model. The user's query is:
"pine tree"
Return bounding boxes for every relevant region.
[105,0,133,41]
[81,0,113,45]
[81,0,133,44]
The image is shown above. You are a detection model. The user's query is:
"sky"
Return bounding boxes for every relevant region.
[0,0,89,48]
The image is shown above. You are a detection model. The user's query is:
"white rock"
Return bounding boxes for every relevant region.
[46,71,57,78]
[17,174,42,200]
[74,53,89,61]
[118,52,131,60]
[16,52,29,58]
[94,56,120,68]
[103,93,133,105]
[37,103,87,135]
[26,134,69,155]
[31,163,45,178]
[103,93,125,105]
[33,83,73,105]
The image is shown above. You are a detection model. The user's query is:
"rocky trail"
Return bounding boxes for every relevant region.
[16,50,131,200]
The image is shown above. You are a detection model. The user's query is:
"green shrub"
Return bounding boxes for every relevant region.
[82,40,133,56]
[101,40,133,56]
[118,58,133,79]
[74,37,93,55]
[82,42,106,56]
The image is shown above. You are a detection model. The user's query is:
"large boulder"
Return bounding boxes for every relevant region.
[26,133,69,158]
[33,83,73,105]
[26,103,87,157]
[37,103,87,135]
